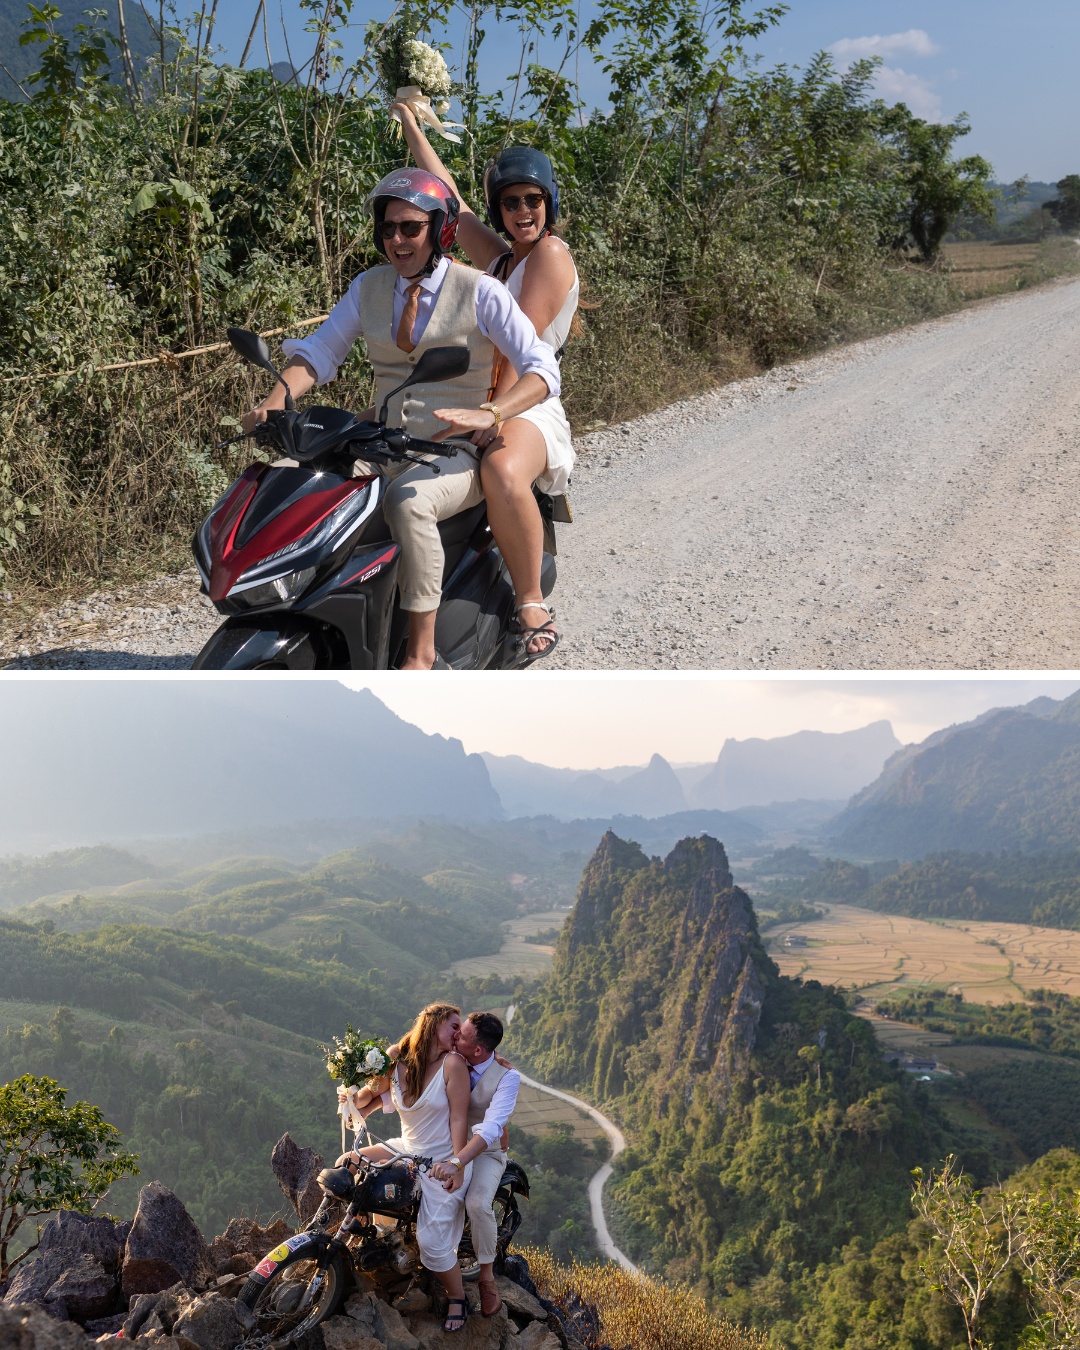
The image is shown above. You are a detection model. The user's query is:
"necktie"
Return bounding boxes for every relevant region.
[396,283,422,353]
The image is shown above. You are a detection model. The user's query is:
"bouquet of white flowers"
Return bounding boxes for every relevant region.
[323,1026,393,1087]
[376,10,463,143]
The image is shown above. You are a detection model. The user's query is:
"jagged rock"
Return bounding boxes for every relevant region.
[213,1217,293,1268]
[318,1317,384,1350]
[271,1135,325,1224]
[123,1282,189,1338]
[344,1291,420,1350]
[122,1183,213,1298]
[0,1304,96,1349]
[172,1292,254,1350]
[4,1251,71,1314]
[407,1308,507,1350]
[493,1280,547,1323]
[39,1212,128,1273]
[392,1288,431,1316]
[44,1254,117,1323]
[85,1312,127,1336]
[515,1326,561,1350]
[498,1258,537,1299]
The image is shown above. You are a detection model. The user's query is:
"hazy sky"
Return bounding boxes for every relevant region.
[335,674,1080,768]
[203,0,1076,182]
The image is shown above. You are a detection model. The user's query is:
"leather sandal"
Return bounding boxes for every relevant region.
[478,1278,502,1317]
[444,1297,469,1333]
[514,602,559,666]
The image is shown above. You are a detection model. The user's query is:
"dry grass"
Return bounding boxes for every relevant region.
[522,1248,768,1350]
[767,903,1080,1005]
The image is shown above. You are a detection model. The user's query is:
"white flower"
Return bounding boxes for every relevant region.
[364,1048,384,1070]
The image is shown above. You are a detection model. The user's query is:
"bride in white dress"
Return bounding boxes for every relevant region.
[337,1003,473,1333]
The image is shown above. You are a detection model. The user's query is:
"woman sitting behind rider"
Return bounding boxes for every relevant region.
[337,1003,472,1333]
[395,104,579,659]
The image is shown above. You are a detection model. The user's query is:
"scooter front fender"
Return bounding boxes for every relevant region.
[192,619,326,669]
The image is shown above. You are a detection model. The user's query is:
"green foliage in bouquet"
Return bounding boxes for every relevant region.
[323,1026,393,1086]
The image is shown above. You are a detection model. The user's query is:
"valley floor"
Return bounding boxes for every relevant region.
[767,901,1080,1003]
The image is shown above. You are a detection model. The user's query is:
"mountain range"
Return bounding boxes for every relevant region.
[830,690,1080,856]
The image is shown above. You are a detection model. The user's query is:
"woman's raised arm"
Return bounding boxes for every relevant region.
[392,102,508,272]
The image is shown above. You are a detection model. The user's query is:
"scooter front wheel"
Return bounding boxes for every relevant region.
[238,1248,348,1346]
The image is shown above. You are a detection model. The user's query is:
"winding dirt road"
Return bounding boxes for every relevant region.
[3,278,1078,670]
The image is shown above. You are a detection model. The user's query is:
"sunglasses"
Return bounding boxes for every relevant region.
[379,219,428,240]
[500,193,545,213]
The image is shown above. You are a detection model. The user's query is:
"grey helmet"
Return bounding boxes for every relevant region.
[483,147,560,235]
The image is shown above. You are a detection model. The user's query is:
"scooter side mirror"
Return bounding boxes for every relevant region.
[378,346,470,425]
[227,327,295,412]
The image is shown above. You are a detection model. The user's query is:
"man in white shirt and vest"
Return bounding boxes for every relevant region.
[242,168,560,669]
[431,1011,520,1317]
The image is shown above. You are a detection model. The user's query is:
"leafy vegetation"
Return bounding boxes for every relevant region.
[876,989,1080,1059]
[509,1121,606,1262]
[0,1071,139,1278]
[0,0,1016,595]
[753,850,1080,932]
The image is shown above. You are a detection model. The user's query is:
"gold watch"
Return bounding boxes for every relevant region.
[479,402,502,431]
[450,1156,463,1172]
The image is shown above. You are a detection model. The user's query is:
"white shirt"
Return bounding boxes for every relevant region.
[469,1053,520,1150]
[282,256,560,399]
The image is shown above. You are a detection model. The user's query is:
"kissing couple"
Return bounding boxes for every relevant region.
[336,1003,519,1333]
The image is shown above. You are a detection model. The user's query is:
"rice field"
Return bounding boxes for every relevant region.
[444,909,568,979]
[511,1081,607,1145]
[767,903,1080,1005]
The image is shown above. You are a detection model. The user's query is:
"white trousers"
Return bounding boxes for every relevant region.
[464,1149,507,1266]
[381,451,483,613]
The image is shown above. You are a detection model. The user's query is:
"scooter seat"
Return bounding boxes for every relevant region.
[437,501,487,549]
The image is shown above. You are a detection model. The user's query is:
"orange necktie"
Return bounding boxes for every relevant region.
[396,283,422,353]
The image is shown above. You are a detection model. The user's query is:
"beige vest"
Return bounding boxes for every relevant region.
[359,262,494,442]
[468,1058,510,1156]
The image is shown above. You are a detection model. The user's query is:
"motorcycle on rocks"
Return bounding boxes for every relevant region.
[191,329,560,669]
[237,1154,529,1345]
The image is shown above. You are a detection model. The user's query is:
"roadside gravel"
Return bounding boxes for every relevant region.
[3,278,1079,670]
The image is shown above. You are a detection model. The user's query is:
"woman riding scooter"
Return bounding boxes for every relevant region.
[242,169,560,670]
[395,106,578,660]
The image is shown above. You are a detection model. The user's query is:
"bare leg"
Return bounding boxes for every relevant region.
[480,422,553,655]
[435,1263,467,1331]
[401,608,438,670]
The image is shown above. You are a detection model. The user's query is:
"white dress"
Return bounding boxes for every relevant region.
[382,1061,472,1273]
[487,241,577,496]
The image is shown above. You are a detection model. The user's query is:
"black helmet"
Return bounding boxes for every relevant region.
[366,168,461,261]
[483,147,560,235]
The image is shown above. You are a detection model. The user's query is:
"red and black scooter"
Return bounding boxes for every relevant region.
[192,329,557,669]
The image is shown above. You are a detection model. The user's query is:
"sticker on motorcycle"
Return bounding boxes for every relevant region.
[384,1184,398,1199]
[254,1258,276,1278]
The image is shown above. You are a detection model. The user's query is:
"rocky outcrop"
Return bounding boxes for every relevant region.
[208,1218,294,1277]
[3,1211,130,1323]
[122,1182,215,1298]
[271,1133,326,1224]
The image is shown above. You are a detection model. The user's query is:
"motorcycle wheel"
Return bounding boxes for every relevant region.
[238,1248,348,1346]
[494,1191,522,1270]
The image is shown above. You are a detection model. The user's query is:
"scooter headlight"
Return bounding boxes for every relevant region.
[230,566,317,610]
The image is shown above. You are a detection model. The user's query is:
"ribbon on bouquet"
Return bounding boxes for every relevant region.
[389,86,464,143]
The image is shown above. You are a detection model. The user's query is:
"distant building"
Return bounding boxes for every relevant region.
[784,934,808,947]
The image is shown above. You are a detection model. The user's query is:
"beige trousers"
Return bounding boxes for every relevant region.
[274,448,482,614]
[464,1147,507,1266]
[381,448,483,612]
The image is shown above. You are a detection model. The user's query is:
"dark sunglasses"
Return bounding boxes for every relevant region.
[500,192,545,212]
[379,219,428,240]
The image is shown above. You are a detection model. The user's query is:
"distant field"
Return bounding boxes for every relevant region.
[445,909,568,979]
[767,903,1080,1005]
[512,1081,606,1145]
[941,240,1076,297]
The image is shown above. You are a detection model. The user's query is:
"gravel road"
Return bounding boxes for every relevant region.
[3,278,1079,670]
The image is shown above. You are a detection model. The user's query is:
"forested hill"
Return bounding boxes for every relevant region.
[509,833,953,1322]
[828,688,1080,856]
[0,0,158,101]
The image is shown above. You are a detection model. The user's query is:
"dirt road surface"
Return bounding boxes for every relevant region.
[3,278,1078,670]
